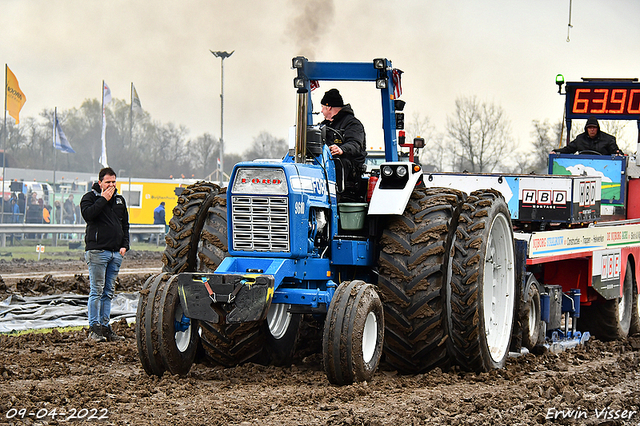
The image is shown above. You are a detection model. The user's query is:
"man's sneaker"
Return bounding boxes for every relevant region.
[88,325,107,342]
[102,324,125,342]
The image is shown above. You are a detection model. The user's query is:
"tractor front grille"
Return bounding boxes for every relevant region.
[231,196,290,252]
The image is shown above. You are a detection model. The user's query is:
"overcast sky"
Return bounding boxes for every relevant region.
[3,0,640,162]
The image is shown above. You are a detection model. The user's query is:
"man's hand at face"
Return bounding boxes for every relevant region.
[102,186,116,201]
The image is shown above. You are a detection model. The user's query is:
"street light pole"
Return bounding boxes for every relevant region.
[210,50,234,184]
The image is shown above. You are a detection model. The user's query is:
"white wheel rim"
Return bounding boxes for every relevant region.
[482,213,515,363]
[174,304,191,353]
[619,291,626,322]
[362,311,378,364]
[527,297,537,340]
[267,304,291,340]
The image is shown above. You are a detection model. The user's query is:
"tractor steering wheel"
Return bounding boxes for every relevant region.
[577,150,602,155]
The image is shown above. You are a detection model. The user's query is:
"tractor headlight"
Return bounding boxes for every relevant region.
[396,166,407,177]
[382,166,393,177]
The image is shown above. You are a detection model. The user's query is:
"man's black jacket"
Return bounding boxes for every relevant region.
[554,131,621,155]
[322,104,367,172]
[81,182,130,252]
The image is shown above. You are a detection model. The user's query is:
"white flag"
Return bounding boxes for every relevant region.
[53,116,75,154]
[132,84,142,113]
[99,107,108,167]
[103,81,112,104]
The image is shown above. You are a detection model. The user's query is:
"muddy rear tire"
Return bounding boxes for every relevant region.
[323,280,384,385]
[448,190,516,372]
[377,187,464,374]
[163,182,228,273]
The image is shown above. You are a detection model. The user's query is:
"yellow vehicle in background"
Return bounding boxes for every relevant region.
[117,178,197,241]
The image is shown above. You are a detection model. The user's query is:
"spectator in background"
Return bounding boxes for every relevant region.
[153,201,167,244]
[11,198,19,223]
[153,202,166,225]
[63,194,75,224]
[43,203,51,224]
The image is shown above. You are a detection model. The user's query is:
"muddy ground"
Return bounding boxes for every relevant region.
[1,253,640,425]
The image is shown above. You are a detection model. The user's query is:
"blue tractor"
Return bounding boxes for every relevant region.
[136,57,516,384]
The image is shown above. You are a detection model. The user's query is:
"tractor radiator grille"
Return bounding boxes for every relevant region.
[231,196,290,252]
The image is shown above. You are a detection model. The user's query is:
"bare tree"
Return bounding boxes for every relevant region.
[243,131,287,161]
[187,133,219,178]
[406,112,444,171]
[445,96,513,172]
[524,119,562,174]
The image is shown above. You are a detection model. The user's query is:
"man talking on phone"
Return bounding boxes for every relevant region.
[81,167,130,342]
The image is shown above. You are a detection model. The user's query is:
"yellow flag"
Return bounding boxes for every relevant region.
[6,66,27,124]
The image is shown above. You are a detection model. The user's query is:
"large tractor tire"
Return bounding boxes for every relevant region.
[158,275,200,375]
[323,280,384,385]
[448,189,516,372]
[160,181,266,366]
[136,273,167,377]
[580,260,633,340]
[377,187,464,374]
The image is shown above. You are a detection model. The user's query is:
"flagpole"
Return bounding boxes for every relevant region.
[53,108,58,223]
[128,83,133,217]
[99,80,104,172]
[2,64,7,221]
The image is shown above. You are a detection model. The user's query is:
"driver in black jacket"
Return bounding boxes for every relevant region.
[552,116,623,155]
[320,88,367,182]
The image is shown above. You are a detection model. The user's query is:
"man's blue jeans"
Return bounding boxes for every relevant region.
[85,250,123,327]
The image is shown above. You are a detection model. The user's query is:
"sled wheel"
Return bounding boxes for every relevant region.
[521,276,541,350]
[136,273,167,376]
[377,187,464,373]
[449,190,516,372]
[263,303,302,366]
[158,275,199,375]
[581,260,633,340]
[323,280,384,385]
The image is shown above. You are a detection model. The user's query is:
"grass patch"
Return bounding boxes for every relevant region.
[2,325,86,336]
[0,241,164,262]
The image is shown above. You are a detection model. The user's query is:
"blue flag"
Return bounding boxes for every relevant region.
[53,116,75,153]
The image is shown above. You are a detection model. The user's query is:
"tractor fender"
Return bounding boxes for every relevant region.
[367,162,423,215]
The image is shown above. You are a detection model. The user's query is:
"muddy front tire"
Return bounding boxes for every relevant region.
[448,190,516,372]
[158,275,199,376]
[323,280,384,385]
[136,273,167,377]
[377,187,464,374]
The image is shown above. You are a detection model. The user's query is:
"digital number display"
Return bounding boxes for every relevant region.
[566,83,640,117]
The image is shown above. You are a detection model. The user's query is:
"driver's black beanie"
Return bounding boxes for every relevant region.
[585,116,600,130]
[321,89,344,107]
